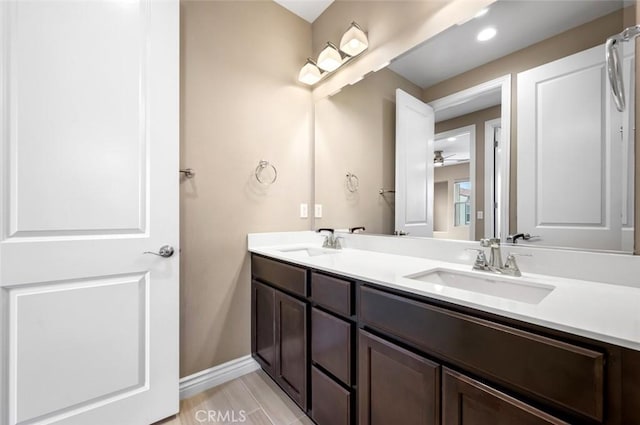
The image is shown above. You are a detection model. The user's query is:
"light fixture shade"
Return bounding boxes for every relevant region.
[317,42,342,72]
[340,22,368,56]
[298,58,322,85]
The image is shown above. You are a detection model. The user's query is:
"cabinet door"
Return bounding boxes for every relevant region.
[359,330,440,425]
[275,290,308,410]
[442,368,569,425]
[252,280,276,376]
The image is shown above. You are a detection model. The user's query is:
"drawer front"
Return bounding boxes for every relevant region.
[252,255,307,297]
[311,272,352,317]
[311,366,351,425]
[443,368,569,425]
[312,307,352,385]
[359,285,605,422]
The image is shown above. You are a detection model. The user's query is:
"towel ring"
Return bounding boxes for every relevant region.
[255,160,278,185]
[346,173,359,192]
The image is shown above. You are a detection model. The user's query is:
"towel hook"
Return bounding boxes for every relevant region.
[255,160,277,185]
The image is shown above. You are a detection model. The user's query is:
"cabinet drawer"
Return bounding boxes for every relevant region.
[312,307,352,385]
[443,368,569,425]
[311,366,351,425]
[252,255,307,297]
[311,272,352,316]
[359,285,604,422]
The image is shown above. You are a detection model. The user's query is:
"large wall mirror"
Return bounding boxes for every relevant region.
[314,0,636,253]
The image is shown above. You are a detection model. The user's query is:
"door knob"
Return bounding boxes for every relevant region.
[144,245,175,258]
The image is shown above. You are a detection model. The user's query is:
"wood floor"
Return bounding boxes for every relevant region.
[154,370,313,425]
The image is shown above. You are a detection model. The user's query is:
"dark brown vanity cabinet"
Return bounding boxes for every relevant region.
[251,254,640,425]
[251,256,308,410]
[359,329,440,425]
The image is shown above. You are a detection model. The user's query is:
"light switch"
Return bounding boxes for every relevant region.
[300,203,308,218]
[314,204,323,218]
[477,211,484,220]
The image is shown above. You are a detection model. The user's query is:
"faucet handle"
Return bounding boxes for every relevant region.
[334,236,344,250]
[316,228,335,234]
[503,253,524,277]
[466,248,489,270]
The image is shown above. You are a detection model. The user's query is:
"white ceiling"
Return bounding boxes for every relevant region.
[389,0,624,89]
[273,0,334,23]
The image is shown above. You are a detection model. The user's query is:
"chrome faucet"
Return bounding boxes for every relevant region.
[316,228,343,249]
[468,238,528,277]
[481,238,503,269]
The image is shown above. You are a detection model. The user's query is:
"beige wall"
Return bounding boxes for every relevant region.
[435,106,501,240]
[315,68,421,234]
[434,181,447,232]
[423,8,630,233]
[180,0,312,377]
[433,163,471,240]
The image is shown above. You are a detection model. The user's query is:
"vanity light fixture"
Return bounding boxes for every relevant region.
[317,42,343,72]
[297,21,369,86]
[477,27,497,42]
[340,22,369,56]
[298,58,323,85]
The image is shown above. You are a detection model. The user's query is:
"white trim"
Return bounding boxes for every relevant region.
[429,74,511,242]
[179,355,260,400]
[434,124,476,240]
[484,118,502,239]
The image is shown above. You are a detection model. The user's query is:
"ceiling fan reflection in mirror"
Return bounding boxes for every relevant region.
[434,150,469,167]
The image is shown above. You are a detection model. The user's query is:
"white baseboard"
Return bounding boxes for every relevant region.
[179,355,260,400]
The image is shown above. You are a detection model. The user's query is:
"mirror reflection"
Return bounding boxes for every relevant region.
[314,0,635,253]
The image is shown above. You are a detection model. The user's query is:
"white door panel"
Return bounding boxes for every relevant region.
[621,42,635,252]
[517,44,622,250]
[395,89,434,237]
[0,1,179,424]
[9,1,146,236]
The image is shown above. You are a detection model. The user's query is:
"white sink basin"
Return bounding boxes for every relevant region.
[405,268,554,304]
[278,247,340,257]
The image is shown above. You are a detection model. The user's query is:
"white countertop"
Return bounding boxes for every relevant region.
[249,241,640,351]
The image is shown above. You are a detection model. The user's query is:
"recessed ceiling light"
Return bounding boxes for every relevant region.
[477,27,497,42]
[474,8,489,18]
[447,137,456,142]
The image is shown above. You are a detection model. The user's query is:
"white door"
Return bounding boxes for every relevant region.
[395,89,435,237]
[621,41,635,252]
[0,1,179,425]
[517,44,622,250]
